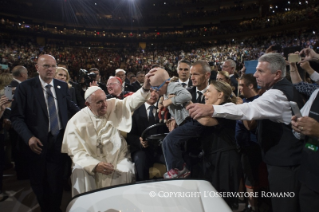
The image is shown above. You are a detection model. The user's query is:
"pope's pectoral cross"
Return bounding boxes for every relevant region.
[97,141,103,154]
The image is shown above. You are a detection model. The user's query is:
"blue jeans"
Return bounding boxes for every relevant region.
[162,119,205,170]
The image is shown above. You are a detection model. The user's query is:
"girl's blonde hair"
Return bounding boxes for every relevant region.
[56,67,72,88]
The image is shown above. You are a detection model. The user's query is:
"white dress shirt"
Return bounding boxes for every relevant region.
[213,89,292,125]
[178,79,190,87]
[39,76,62,132]
[144,102,156,120]
[196,85,208,102]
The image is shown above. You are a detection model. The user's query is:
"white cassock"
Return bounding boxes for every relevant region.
[61,88,150,197]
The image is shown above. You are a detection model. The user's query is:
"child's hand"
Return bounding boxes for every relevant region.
[163,99,172,107]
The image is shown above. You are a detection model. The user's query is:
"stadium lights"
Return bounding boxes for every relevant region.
[288,1,290,4]
[313,31,316,34]
[299,2,301,4]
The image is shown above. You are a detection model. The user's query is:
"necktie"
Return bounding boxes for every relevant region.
[45,85,59,135]
[181,83,186,88]
[148,105,156,126]
[196,91,203,103]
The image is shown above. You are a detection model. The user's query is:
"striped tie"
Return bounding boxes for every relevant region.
[45,85,59,136]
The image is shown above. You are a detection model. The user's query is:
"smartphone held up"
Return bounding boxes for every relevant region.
[4,86,13,101]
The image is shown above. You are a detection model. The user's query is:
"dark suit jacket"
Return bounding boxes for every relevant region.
[187,80,193,88]
[124,82,135,92]
[230,75,238,96]
[70,81,85,108]
[11,77,80,148]
[125,78,130,85]
[131,81,142,92]
[127,104,168,154]
[98,82,108,95]
[10,79,20,87]
[187,86,205,104]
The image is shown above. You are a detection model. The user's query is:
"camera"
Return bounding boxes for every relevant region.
[79,69,97,87]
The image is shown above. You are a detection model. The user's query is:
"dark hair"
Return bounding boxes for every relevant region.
[136,71,145,76]
[178,59,191,67]
[89,68,99,73]
[239,74,258,91]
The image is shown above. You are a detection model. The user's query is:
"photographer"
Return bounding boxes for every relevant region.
[89,68,108,95]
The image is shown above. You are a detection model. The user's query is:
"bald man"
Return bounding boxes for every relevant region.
[11,54,80,212]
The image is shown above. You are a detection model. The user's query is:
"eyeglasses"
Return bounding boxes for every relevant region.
[106,82,119,87]
[151,78,170,91]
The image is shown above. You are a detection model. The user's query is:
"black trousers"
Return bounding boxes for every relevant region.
[267,164,300,212]
[28,132,64,212]
[299,183,319,212]
[132,147,165,181]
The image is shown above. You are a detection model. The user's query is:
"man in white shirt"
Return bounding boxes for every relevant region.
[187,53,304,212]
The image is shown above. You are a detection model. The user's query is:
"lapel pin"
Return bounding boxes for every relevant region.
[57,85,61,89]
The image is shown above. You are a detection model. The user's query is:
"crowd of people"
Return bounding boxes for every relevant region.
[1,27,318,85]
[1,4,318,40]
[0,2,319,211]
[0,40,319,212]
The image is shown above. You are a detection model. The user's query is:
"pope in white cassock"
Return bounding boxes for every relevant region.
[62,72,154,197]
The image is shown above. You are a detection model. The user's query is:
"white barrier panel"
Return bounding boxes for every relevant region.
[66,179,232,212]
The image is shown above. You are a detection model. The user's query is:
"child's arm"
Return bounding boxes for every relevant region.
[197,116,219,126]
[169,86,192,106]
[163,94,175,107]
